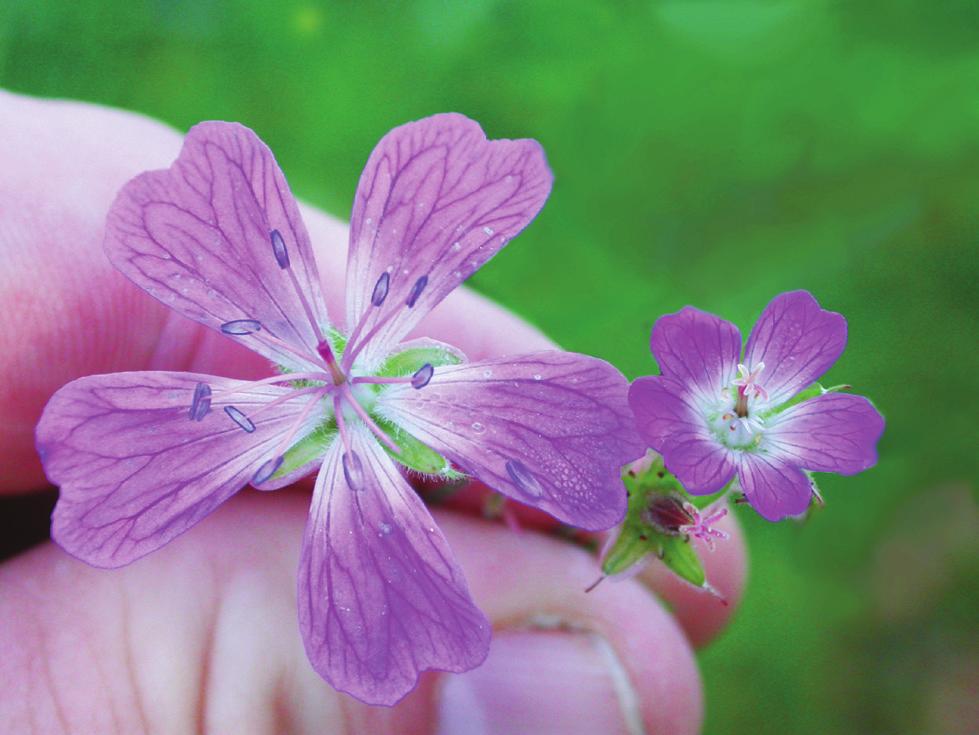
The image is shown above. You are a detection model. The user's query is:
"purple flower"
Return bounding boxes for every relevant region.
[35,115,644,705]
[628,291,885,522]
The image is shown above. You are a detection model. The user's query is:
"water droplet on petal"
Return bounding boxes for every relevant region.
[471,422,485,434]
[452,241,462,252]
[482,369,492,378]
[378,522,392,537]
[533,374,542,381]
[505,459,544,498]
[482,226,494,236]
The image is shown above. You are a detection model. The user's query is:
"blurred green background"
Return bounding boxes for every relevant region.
[2,1,976,732]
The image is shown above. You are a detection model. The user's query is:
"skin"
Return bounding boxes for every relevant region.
[0,91,747,734]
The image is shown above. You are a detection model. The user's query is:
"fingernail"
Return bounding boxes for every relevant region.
[437,630,642,735]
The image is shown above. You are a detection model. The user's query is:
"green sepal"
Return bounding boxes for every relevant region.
[376,344,463,378]
[270,421,337,481]
[374,417,453,476]
[601,456,708,588]
[762,381,852,419]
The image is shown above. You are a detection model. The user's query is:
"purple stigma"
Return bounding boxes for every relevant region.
[342,451,365,490]
[406,274,428,308]
[505,458,544,498]
[252,455,284,485]
[224,405,256,433]
[220,319,262,336]
[411,363,434,389]
[371,272,390,307]
[189,382,212,421]
[270,229,290,269]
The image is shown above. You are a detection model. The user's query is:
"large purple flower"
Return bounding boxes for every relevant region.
[35,115,643,705]
[629,291,884,522]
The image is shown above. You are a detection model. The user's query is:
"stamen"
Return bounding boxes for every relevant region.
[342,271,430,371]
[250,385,332,419]
[286,266,326,345]
[505,458,544,498]
[411,363,434,389]
[350,375,412,386]
[317,339,346,385]
[371,272,390,307]
[189,382,212,421]
[249,328,330,371]
[221,319,262,335]
[406,274,428,307]
[264,387,330,463]
[252,456,284,485]
[342,451,365,490]
[270,229,290,269]
[210,371,333,400]
[339,384,401,454]
[224,405,256,433]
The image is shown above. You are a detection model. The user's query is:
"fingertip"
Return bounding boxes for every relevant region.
[437,511,703,735]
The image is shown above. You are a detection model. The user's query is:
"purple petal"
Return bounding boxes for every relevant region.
[298,425,490,706]
[765,393,884,474]
[650,306,742,402]
[629,376,736,494]
[344,114,553,368]
[377,352,644,530]
[105,122,329,371]
[738,453,813,521]
[744,291,847,406]
[37,371,325,567]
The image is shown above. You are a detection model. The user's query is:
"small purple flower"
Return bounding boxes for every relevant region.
[628,291,885,521]
[679,503,729,552]
[36,115,643,705]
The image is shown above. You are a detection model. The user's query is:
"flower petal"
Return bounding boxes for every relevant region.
[298,424,490,706]
[37,371,327,567]
[650,306,742,403]
[105,122,330,371]
[737,453,813,522]
[376,352,644,531]
[765,393,884,474]
[343,113,553,369]
[629,376,736,494]
[744,290,847,406]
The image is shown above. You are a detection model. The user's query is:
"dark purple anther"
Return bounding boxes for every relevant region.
[252,455,284,485]
[406,275,428,308]
[189,382,212,421]
[220,319,262,336]
[224,405,256,433]
[411,363,434,389]
[642,493,696,535]
[505,458,544,498]
[270,229,290,269]
[371,272,390,307]
[342,451,365,490]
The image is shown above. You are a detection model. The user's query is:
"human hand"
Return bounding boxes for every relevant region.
[0,91,746,734]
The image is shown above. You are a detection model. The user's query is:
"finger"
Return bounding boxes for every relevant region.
[0,492,702,735]
[430,480,747,648]
[0,94,551,494]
